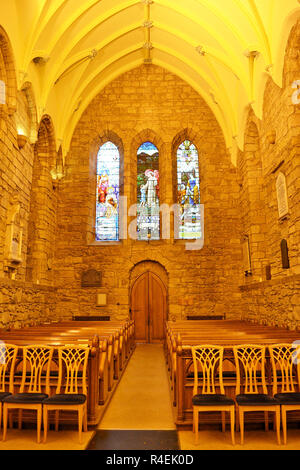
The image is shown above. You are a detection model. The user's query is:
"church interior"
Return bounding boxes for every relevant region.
[0,0,300,451]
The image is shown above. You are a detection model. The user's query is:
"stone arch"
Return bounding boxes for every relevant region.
[0,26,17,115]
[238,112,267,281]
[26,115,58,284]
[281,18,300,147]
[282,17,300,90]
[36,114,57,170]
[129,259,169,286]
[19,82,38,144]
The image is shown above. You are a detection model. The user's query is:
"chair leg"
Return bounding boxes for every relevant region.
[55,410,59,432]
[83,404,88,433]
[281,407,287,445]
[264,411,269,432]
[18,409,22,430]
[236,406,239,432]
[0,403,2,436]
[239,409,244,445]
[194,408,199,445]
[37,407,42,444]
[275,408,281,446]
[8,410,13,429]
[230,408,235,446]
[78,408,83,444]
[2,404,8,441]
[43,406,48,443]
[221,411,225,432]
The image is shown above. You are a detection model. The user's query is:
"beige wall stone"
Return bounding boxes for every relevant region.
[54,65,243,322]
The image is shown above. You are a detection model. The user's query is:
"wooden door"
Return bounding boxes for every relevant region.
[131,271,167,343]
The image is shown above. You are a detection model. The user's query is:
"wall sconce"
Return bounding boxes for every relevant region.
[50,164,65,182]
[266,130,276,145]
[17,133,28,149]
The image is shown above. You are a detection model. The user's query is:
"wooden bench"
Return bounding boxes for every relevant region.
[165,320,300,429]
[0,319,135,427]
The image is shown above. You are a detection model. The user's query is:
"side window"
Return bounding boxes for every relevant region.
[176,140,201,239]
[95,141,120,241]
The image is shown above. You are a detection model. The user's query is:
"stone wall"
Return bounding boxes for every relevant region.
[237,19,300,328]
[54,65,243,321]
[240,274,300,331]
[0,19,299,331]
[0,93,35,281]
[0,278,57,329]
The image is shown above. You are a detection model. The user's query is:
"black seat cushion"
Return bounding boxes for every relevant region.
[236,394,280,406]
[192,394,235,406]
[0,392,11,402]
[3,393,48,404]
[274,392,300,405]
[188,372,237,379]
[43,394,86,405]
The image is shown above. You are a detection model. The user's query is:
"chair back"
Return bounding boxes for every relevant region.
[56,346,90,395]
[233,344,267,395]
[0,343,18,393]
[268,343,300,395]
[19,345,54,394]
[191,345,225,395]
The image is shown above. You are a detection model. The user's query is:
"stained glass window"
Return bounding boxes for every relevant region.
[95,141,120,241]
[137,142,160,240]
[176,140,201,239]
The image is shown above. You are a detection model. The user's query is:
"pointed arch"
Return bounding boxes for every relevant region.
[0,25,17,115]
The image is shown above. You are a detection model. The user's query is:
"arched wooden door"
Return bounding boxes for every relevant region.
[130,270,167,343]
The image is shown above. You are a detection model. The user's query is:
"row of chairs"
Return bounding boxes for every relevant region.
[0,343,90,444]
[191,343,300,446]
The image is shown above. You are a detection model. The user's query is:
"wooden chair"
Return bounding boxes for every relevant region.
[0,343,18,436]
[191,345,235,445]
[233,344,281,445]
[42,346,90,444]
[2,345,54,443]
[269,343,300,445]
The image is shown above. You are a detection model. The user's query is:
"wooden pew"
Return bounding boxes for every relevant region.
[0,333,101,426]
[0,319,135,426]
[165,320,300,428]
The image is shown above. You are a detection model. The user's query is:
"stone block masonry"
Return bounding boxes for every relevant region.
[54,65,243,321]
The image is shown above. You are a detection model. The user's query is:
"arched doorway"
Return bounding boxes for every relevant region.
[130,261,168,343]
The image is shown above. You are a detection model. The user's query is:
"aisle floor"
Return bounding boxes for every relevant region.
[98,343,176,431]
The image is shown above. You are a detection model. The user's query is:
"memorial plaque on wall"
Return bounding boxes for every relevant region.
[276,172,289,220]
[81,269,102,287]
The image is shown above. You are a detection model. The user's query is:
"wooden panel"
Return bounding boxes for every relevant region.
[149,272,166,342]
[131,273,149,341]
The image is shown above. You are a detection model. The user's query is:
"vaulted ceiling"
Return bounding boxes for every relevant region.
[1,0,300,163]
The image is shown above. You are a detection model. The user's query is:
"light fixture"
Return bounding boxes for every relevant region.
[17,133,28,149]
[195,45,206,56]
[50,164,65,181]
